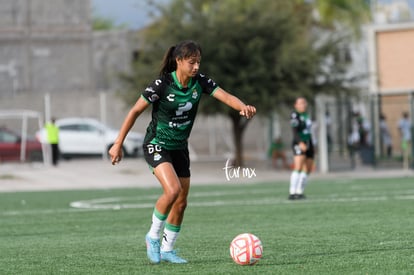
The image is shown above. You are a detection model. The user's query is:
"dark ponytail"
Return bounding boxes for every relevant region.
[159,40,202,76]
[159,46,177,76]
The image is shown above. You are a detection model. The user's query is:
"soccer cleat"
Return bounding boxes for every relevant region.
[288,194,297,200]
[145,234,161,264]
[297,194,306,200]
[160,250,188,264]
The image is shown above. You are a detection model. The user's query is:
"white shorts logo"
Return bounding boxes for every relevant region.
[294,145,302,155]
[154,152,162,161]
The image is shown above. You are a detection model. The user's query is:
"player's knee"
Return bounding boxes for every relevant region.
[175,198,188,213]
[173,199,187,214]
[165,186,182,203]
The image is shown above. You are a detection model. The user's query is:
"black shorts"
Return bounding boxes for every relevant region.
[143,143,190,177]
[292,140,315,159]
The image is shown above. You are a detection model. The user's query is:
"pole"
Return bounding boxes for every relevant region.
[316,96,328,173]
[44,93,51,123]
[100,92,107,125]
[410,91,414,169]
[268,112,274,146]
[20,113,28,161]
[37,113,47,165]
[99,92,107,160]
[370,95,377,167]
[208,115,216,156]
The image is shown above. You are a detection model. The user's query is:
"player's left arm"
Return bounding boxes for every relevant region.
[212,88,256,119]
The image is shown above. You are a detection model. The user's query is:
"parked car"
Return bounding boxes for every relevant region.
[0,127,43,162]
[37,117,144,158]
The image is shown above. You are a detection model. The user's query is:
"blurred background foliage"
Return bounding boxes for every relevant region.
[118,0,371,165]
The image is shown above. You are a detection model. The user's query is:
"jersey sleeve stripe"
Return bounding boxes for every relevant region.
[141,94,152,104]
[210,86,220,96]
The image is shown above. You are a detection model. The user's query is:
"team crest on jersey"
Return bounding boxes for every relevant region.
[192,89,198,99]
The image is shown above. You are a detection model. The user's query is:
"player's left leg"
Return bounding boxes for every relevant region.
[296,142,315,199]
[296,158,314,199]
[289,154,305,200]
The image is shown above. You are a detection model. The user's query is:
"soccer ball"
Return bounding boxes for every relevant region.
[229,233,263,265]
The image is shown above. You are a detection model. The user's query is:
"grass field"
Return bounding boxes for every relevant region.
[1,176,414,274]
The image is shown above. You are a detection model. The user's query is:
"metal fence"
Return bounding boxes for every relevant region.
[316,93,414,172]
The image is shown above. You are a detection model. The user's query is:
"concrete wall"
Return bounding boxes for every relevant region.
[93,30,143,92]
[0,0,93,96]
[0,0,275,159]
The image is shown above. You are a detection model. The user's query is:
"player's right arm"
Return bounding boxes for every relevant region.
[110,78,165,165]
[109,96,150,165]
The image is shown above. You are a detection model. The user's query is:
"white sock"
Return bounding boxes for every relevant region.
[161,223,181,252]
[296,171,308,195]
[289,171,300,195]
[148,208,167,239]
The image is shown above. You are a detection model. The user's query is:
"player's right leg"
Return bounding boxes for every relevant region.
[145,162,182,264]
[145,207,167,264]
[143,144,182,264]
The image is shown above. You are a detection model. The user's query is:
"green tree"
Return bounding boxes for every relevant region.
[92,16,128,31]
[311,0,371,38]
[120,0,368,165]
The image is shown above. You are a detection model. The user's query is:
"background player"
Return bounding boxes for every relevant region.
[289,97,314,200]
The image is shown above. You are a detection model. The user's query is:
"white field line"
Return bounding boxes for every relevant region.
[69,195,404,210]
[1,207,102,216]
[3,190,414,216]
[69,192,414,210]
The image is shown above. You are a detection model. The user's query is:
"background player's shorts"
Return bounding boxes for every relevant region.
[292,140,315,159]
[143,143,190,177]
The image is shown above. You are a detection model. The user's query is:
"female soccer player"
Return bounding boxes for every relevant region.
[108,40,256,264]
[289,97,314,200]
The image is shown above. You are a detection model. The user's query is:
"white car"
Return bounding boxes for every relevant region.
[37,117,144,158]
